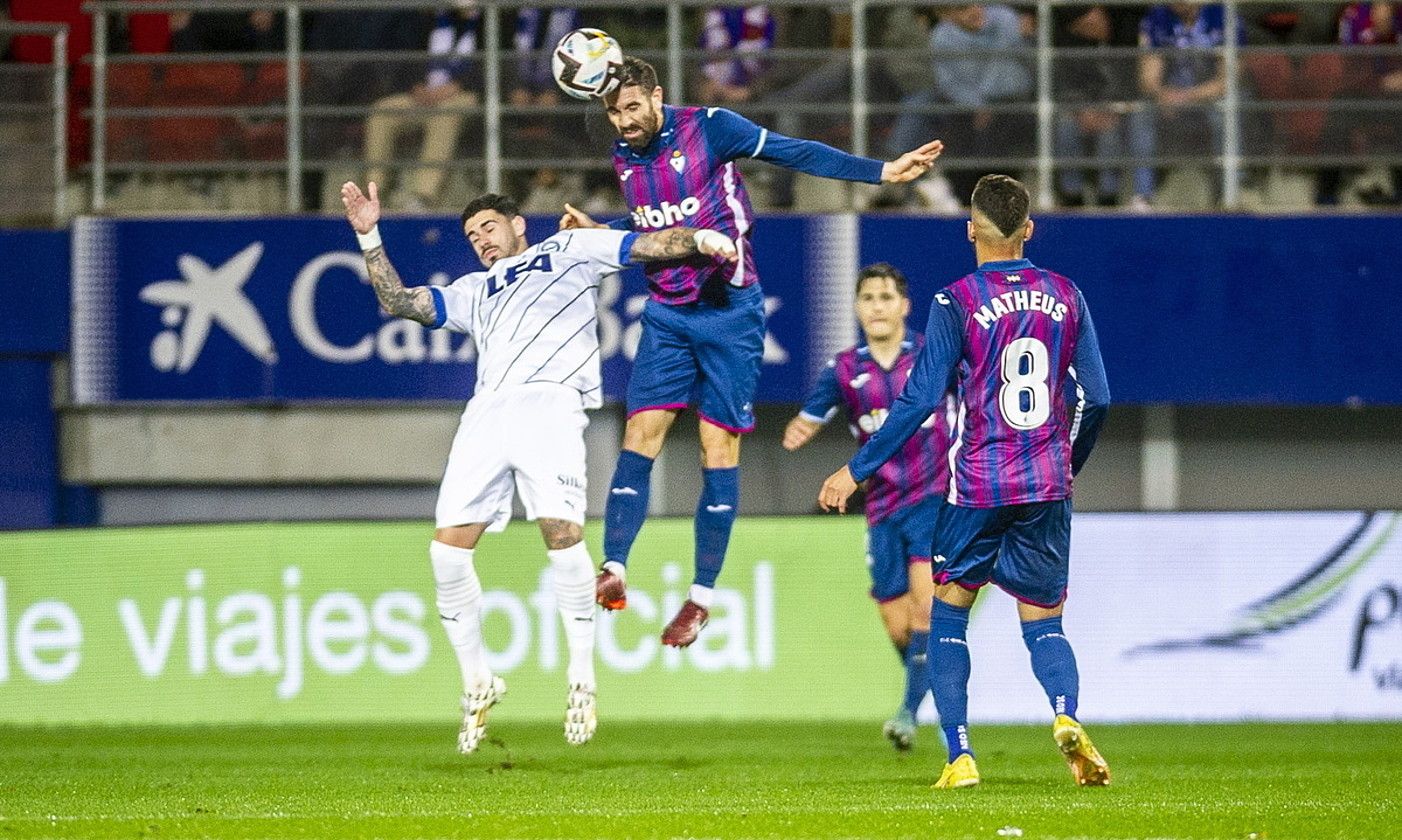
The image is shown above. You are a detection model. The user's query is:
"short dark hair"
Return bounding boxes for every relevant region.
[971,174,1030,238]
[856,262,909,298]
[461,193,520,228]
[615,56,659,94]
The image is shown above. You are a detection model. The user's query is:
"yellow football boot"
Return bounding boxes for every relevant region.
[933,753,981,789]
[1053,714,1111,786]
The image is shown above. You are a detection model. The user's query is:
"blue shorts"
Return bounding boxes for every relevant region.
[866,495,943,602]
[627,283,766,433]
[931,499,1073,608]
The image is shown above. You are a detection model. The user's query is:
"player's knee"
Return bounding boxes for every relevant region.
[622,412,672,457]
[434,526,478,549]
[878,602,910,644]
[698,429,741,468]
[538,518,583,551]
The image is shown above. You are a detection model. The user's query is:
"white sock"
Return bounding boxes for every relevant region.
[430,540,491,693]
[689,584,714,609]
[548,541,597,688]
[602,559,626,582]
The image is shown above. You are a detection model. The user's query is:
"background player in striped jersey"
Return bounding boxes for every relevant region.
[782,263,950,751]
[340,182,737,754]
[818,175,1112,789]
[560,56,945,648]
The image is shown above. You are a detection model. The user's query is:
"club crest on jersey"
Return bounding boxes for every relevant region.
[669,150,686,174]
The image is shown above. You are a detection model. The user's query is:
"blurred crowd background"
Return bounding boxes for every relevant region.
[2,1,1400,223]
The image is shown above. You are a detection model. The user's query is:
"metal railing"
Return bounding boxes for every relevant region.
[78,0,1402,214]
[1,21,68,224]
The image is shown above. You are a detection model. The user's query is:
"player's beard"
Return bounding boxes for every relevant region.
[622,103,662,150]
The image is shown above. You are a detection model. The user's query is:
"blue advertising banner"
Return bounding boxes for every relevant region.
[859,215,1402,405]
[70,216,830,404]
[66,213,1402,406]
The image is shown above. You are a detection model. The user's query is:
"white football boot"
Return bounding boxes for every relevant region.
[564,683,597,746]
[458,675,506,754]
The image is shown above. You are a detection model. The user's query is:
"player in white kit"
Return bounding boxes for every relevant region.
[341,182,738,753]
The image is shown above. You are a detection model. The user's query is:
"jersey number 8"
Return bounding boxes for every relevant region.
[998,337,1051,430]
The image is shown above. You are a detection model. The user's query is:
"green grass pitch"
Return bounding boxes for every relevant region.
[3,721,1399,839]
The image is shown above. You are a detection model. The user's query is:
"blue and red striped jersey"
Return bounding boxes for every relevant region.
[802,334,951,524]
[848,258,1110,509]
[610,105,884,305]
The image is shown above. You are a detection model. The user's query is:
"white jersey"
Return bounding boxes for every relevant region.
[431,228,636,409]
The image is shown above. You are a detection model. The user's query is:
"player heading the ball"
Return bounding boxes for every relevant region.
[560,54,946,650]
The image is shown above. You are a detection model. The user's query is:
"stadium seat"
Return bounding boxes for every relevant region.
[147,115,227,162]
[107,63,154,107]
[239,62,305,160]
[157,62,247,106]
[104,64,155,162]
[148,63,246,162]
[247,61,300,105]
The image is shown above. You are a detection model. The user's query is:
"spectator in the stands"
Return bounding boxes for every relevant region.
[169,9,283,53]
[1052,4,1141,206]
[696,5,776,105]
[930,4,1034,201]
[301,9,429,209]
[511,7,577,106]
[509,7,579,209]
[362,4,481,211]
[1127,2,1243,209]
[882,6,940,152]
[1330,1,1402,204]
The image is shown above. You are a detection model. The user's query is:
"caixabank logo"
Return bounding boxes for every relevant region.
[1127,511,1401,693]
[71,217,798,402]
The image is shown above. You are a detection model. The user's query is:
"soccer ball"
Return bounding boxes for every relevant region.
[551,28,623,100]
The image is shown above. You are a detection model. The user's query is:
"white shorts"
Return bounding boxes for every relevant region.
[435,383,589,531]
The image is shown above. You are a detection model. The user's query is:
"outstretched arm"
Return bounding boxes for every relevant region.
[341,181,437,326]
[628,227,738,263]
[700,106,943,185]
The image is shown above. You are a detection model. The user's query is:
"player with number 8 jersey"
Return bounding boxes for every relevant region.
[819,175,1111,791]
[940,258,1082,508]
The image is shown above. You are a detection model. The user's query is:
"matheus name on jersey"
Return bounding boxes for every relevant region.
[429,228,637,408]
[971,288,1069,329]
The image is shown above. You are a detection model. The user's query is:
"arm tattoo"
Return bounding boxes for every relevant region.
[628,227,702,263]
[363,245,437,326]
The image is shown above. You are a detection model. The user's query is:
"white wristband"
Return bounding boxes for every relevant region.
[356,225,382,251]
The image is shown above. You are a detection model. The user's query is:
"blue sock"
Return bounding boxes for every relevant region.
[693,466,739,588]
[1022,616,1080,720]
[903,629,930,718]
[929,600,973,763]
[603,450,653,566]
